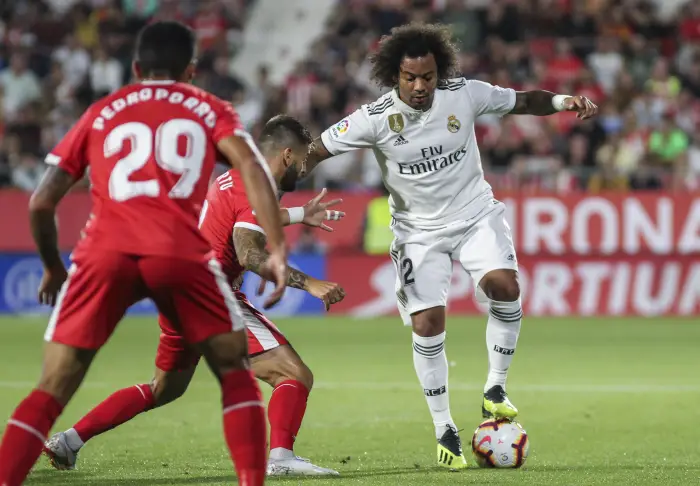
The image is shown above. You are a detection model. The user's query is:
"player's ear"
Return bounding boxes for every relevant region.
[282,148,293,168]
[185,62,197,83]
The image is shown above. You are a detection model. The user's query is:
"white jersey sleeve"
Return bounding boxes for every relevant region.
[465,79,516,117]
[320,107,375,155]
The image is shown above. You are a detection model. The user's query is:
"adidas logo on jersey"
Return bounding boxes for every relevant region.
[393,135,409,146]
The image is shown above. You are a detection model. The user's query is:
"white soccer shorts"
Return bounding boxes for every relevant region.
[390,203,518,325]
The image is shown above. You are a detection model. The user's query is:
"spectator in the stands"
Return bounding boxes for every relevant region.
[0,53,41,121]
[11,153,45,192]
[89,47,123,98]
[588,36,624,95]
[648,110,689,167]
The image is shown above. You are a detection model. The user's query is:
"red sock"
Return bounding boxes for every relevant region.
[221,369,267,486]
[73,383,155,443]
[268,380,309,452]
[0,390,63,486]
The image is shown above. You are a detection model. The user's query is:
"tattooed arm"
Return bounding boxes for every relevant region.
[233,227,309,290]
[233,226,346,309]
[509,91,598,119]
[509,91,559,116]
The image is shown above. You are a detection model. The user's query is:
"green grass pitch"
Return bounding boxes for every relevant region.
[0,315,699,485]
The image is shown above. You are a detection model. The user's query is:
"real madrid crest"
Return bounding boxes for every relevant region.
[388,113,405,133]
[447,115,461,133]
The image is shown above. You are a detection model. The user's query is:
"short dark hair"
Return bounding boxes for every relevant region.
[259,115,313,153]
[369,23,460,87]
[135,21,196,79]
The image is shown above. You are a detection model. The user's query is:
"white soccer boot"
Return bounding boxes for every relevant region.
[267,456,340,476]
[44,432,79,470]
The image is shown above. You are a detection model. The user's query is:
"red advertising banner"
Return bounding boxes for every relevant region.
[1,190,698,255]
[328,255,700,317]
[0,189,377,251]
[499,193,700,256]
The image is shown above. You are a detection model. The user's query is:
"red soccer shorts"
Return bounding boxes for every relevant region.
[155,290,288,372]
[45,251,243,350]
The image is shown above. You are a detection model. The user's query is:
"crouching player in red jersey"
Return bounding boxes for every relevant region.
[44,116,346,476]
[0,22,287,486]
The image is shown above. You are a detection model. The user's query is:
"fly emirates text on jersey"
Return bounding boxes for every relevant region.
[397,144,468,176]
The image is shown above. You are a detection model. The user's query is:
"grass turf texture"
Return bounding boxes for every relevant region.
[0,316,698,485]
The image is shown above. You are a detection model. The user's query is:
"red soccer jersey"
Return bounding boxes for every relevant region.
[199,169,261,286]
[46,80,244,261]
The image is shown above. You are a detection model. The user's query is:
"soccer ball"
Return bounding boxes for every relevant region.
[471,418,529,468]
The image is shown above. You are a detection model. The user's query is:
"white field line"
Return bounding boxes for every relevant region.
[0,381,698,393]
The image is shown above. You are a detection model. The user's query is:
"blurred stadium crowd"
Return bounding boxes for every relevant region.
[2,0,700,193]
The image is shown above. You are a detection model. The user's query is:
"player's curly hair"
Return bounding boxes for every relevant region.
[369,23,460,87]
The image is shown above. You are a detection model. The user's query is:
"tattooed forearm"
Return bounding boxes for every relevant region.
[287,269,307,290]
[28,166,76,269]
[509,90,558,116]
[232,228,309,290]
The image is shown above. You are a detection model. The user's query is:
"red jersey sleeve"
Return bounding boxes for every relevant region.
[212,100,245,144]
[44,108,93,180]
[225,175,264,234]
[233,200,264,234]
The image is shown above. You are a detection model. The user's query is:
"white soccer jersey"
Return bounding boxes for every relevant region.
[321,78,516,228]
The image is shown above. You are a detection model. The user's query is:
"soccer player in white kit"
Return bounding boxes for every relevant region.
[304,23,598,469]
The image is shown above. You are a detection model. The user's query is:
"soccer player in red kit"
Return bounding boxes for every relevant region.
[0,22,286,486]
[44,115,346,476]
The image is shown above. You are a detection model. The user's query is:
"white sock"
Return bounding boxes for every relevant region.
[269,447,295,460]
[485,299,523,393]
[64,428,84,452]
[412,331,456,439]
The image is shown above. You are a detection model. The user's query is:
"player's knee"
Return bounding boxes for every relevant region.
[493,281,520,302]
[411,307,446,337]
[482,271,520,302]
[263,354,314,391]
[38,344,95,405]
[291,362,314,391]
[150,376,187,407]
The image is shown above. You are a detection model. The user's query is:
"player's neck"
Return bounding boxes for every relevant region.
[394,88,432,113]
[139,76,181,85]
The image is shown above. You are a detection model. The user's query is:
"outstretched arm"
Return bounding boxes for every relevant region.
[509,92,598,119]
[303,107,376,177]
[233,227,345,308]
[233,228,309,290]
[279,188,344,231]
[301,138,333,178]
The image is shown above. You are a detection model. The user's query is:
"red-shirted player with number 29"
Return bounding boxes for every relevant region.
[45,116,346,477]
[0,21,287,486]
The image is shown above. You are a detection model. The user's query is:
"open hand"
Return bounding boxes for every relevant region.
[302,188,345,232]
[564,95,598,120]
